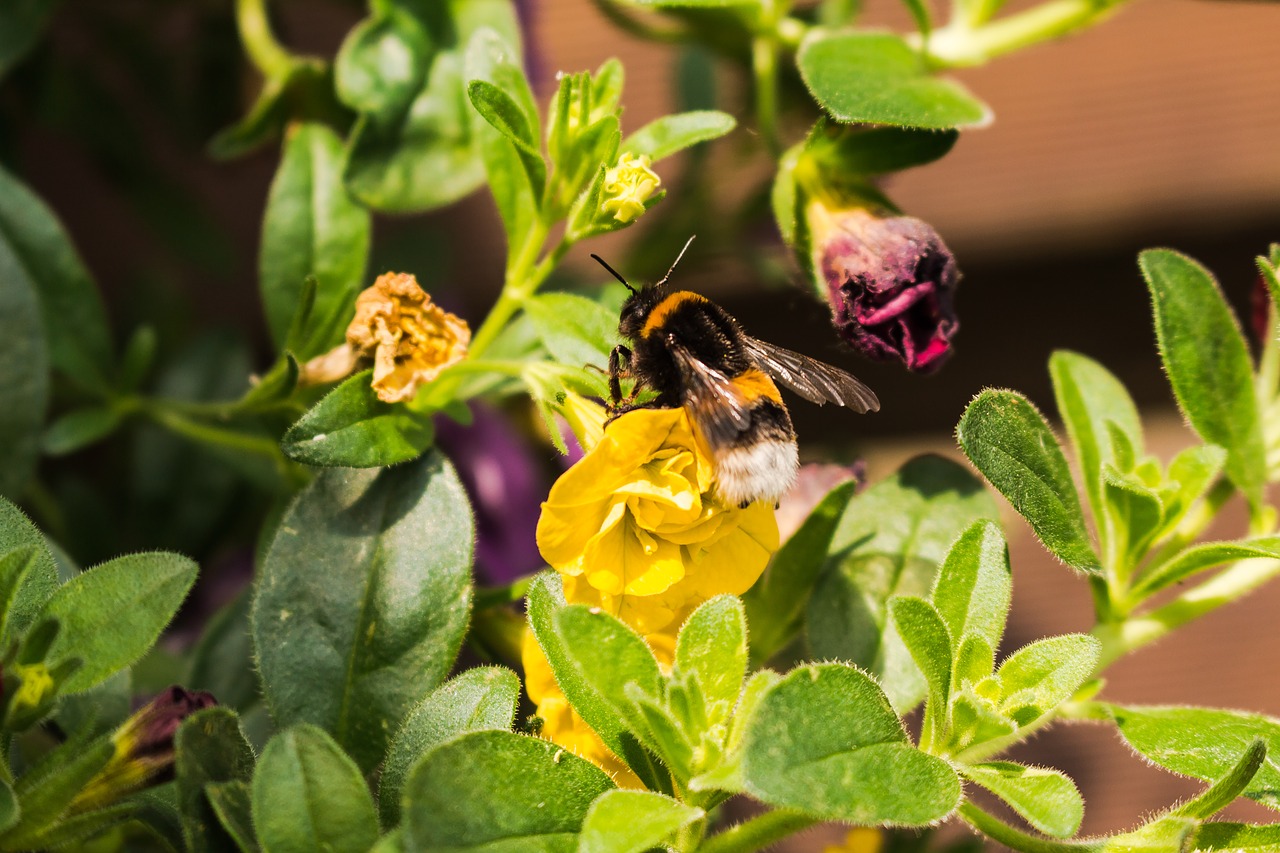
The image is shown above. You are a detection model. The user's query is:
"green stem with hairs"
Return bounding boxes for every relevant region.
[698,810,818,853]
[916,0,1128,68]
[959,803,1101,853]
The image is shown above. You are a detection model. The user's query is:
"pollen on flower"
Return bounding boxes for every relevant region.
[346,272,471,403]
[601,151,660,223]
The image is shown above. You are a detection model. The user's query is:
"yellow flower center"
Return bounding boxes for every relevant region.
[601,152,661,223]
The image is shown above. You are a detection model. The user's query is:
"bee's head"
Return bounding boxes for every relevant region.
[618,282,668,341]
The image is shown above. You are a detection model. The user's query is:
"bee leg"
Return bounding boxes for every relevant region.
[608,345,638,415]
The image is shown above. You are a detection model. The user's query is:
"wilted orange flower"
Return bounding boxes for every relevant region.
[300,272,470,403]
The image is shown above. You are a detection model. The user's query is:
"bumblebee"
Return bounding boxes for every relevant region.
[596,245,879,508]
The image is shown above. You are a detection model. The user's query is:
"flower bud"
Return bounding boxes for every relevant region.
[601,152,660,223]
[808,200,959,373]
[70,685,216,812]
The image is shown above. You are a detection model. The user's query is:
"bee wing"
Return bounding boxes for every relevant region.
[743,337,880,413]
[668,344,755,445]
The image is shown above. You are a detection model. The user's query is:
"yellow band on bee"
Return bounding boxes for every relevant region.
[641,291,706,338]
[731,368,782,403]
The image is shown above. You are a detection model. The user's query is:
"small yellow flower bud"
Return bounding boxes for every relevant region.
[601,152,660,223]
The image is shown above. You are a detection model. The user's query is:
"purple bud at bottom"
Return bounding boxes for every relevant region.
[818,207,960,373]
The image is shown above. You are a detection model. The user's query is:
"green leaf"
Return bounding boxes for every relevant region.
[1140,249,1265,506]
[1195,822,1280,851]
[380,666,519,825]
[252,725,379,853]
[675,595,747,715]
[0,779,17,834]
[620,111,736,162]
[4,735,113,848]
[187,591,258,713]
[404,730,614,851]
[957,389,1100,572]
[887,596,951,745]
[932,520,1011,656]
[341,0,520,212]
[41,407,122,456]
[741,664,960,824]
[253,451,473,773]
[526,575,664,790]
[1049,350,1143,528]
[1173,738,1266,820]
[280,370,435,468]
[808,125,958,177]
[1133,537,1280,598]
[555,605,664,747]
[0,0,58,79]
[1112,704,1280,810]
[176,707,256,853]
[960,761,1083,838]
[0,499,57,644]
[42,551,197,693]
[1102,466,1165,569]
[0,225,47,500]
[797,32,990,130]
[807,455,996,712]
[206,781,257,853]
[525,292,619,370]
[0,163,113,393]
[335,8,432,115]
[467,80,540,154]
[578,790,703,853]
[996,634,1100,725]
[260,124,371,357]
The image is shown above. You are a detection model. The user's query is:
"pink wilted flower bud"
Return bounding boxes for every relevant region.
[808,201,960,373]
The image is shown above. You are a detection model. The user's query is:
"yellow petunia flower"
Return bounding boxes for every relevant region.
[601,152,661,224]
[537,406,778,636]
[822,828,884,853]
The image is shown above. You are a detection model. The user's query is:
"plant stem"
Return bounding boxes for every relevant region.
[698,810,818,853]
[751,33,782,159]
[958,803,1101,853]
[916,0,1126,68]
[235,0,293,80]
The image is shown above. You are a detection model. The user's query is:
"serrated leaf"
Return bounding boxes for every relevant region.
[380,666,519,825]
[578,789,703,853]
[675,595,747,715]
[1049,350,1143,530]
[404,730,614,851]
[960,761,1083,837]
[957,389,1100,572]
[280,370,435,468]
[42,552,197,693]
[1112,705,1280,810]
[253,452,473,772]
[0,163,113,393]
[252,725,378,853]
[932,520,1011,655]
[807,455,996,712]
[798,32,990,130]
[996,634,1100,725]
[1140,249,1264,506]
[745,480,858,665]
[740,664,960,825]
[176,707,256,853]
[620,110,735,162]
[260,123,370,357]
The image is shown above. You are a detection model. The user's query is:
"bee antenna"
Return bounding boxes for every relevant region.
[591,253,635,294]
[657,235,696,288]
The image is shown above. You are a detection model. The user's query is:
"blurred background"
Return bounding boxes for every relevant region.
[2,0,1278,843]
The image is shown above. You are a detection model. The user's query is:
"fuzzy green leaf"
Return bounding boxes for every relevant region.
[741,663,960,824]
[205,781,256,853]
[675,595,747,714]
[404,730,614,851]
[807,455,996,712]
[957,389,1100,572]
[996,634,1100,725]
[260,124,370,358]
[252,725,378,853]
[187,590,258,713]
[960,761,1083,838]
[525,292,619,370]
[1173,738,1267,820]
[578,790,703,853]
[798,32,990,129]
[0,499,58,645]
[42,551,197,693]
[621,111,736,162]
[1195,822,1280,851]
[808,125,958,177]
[253,452,473,772]
[931,520,1011,655]
[380,666,519,825]
[888,596,951,747]
[175,707,256,853]
[1140,249,1265,506]
[281,370,436,468]
[1133,536,1280,599]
